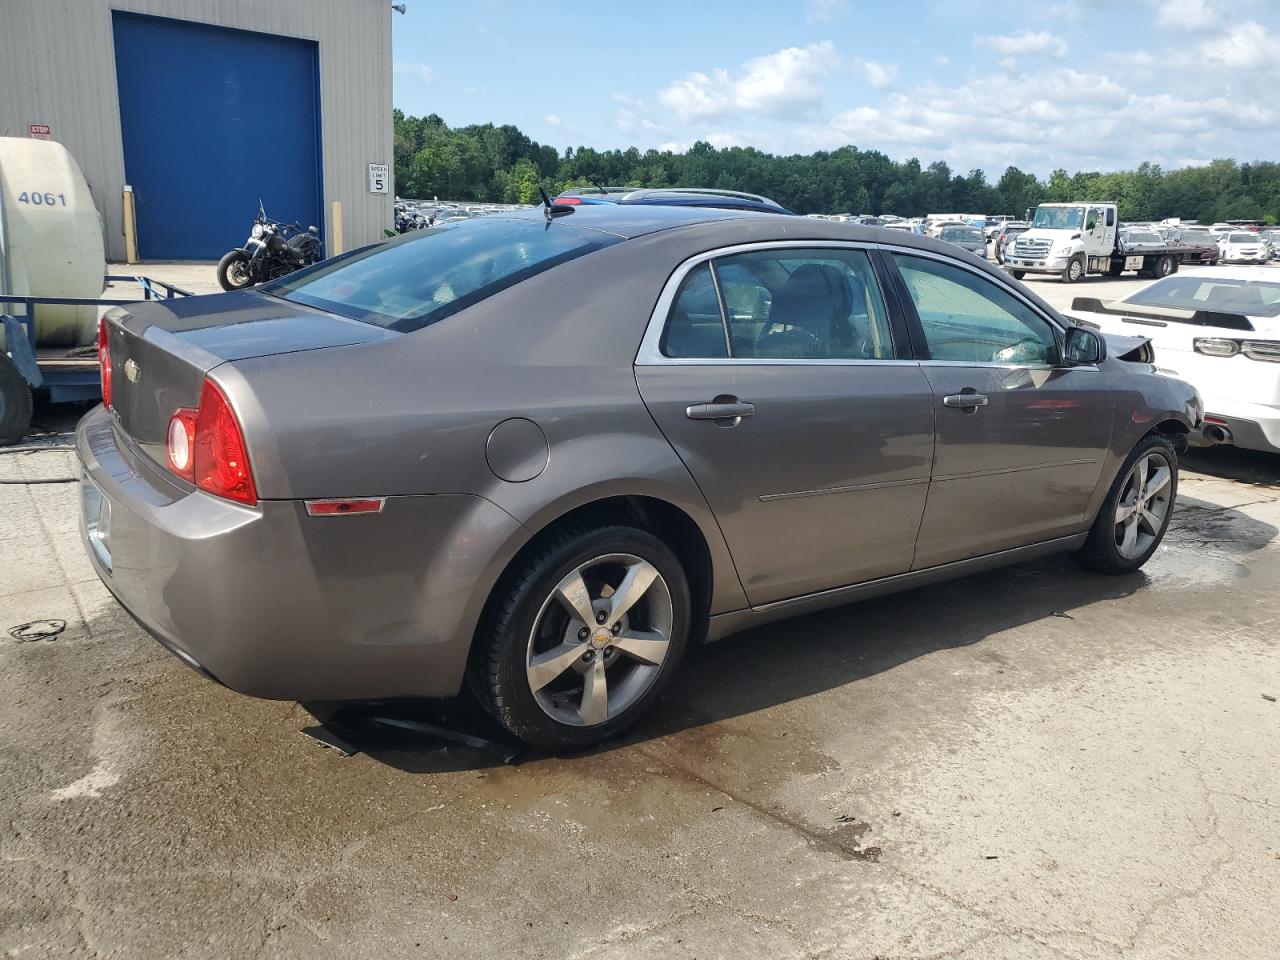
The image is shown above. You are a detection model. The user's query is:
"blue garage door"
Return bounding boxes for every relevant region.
[112,13,322,260]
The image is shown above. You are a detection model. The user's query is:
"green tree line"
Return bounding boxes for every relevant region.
[394,110,1280,223]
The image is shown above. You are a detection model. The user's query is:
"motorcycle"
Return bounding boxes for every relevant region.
[217,202,322,291]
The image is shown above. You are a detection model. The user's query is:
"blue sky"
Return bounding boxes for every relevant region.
[391,0,1277,176]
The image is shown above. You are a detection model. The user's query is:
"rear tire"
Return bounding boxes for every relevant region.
[1154,254,1175,279]
[470,525,691,751]
[1106,261,1124,277]
[1075,433,1178,575]
[216,250,253,291]
[0,352,34,447]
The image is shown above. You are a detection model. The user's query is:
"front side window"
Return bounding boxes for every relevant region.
[892,254,1059,365]
[263,217,618,333]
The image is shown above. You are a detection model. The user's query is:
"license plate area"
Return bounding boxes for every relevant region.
[82,475,112,572]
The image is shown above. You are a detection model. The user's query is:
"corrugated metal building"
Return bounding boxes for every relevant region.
[0,0,393,261]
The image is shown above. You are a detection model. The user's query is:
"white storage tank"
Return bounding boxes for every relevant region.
[0,137,105,349]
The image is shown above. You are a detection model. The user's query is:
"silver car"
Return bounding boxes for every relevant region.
[78,206,1201,749]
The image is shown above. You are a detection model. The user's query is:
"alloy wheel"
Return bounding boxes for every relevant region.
[1113,452,1172,559]
[1069,259,1083,282]
[526,554,673,727]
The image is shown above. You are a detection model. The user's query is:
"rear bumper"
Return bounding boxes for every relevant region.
[75,405,526,701]
[1197,397,1280,454]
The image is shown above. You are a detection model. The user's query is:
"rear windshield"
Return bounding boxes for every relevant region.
[1227,233,1259,243]
[1123,276,1280,318]
[262,217,619,332]
[942,227,983,242]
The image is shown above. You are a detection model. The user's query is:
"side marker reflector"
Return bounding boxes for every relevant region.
[305,497,386,517]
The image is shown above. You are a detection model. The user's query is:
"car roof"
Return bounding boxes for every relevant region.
[495,203,979,250]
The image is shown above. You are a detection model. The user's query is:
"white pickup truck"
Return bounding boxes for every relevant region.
[1006,202,1189,283]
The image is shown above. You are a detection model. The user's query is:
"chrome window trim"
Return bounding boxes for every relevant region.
[636,239,902,366]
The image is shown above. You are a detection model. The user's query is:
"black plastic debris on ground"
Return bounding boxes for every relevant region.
[9,619,67,642]
[300,700,526,765]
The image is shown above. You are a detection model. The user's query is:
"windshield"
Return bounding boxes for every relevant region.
[1227,233,1259,244]
[262,217,618,332]
[1032,206,1084,230]
[942,227,983,242]
[1181,230,1211,242]
[1124,276,1280,318]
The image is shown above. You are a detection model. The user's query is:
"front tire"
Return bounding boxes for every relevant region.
[216,250,254,291]
[1076,433,1178,574]
[470,525,691,751]
[1062,256,1085,283]
[1010,269,1026,280]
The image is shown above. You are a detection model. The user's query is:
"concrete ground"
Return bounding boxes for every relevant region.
[1,262,1278,959]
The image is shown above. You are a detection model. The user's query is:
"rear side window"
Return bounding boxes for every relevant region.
[662,264,729,358]
[660,248,895,360]
[263,217,618,333]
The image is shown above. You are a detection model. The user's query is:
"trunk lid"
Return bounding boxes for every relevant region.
[104,290,396,456]
[1067,297,1280,407]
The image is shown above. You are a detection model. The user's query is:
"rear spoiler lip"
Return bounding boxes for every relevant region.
[1069,296,1254,332]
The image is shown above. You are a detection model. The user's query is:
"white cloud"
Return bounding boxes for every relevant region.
[1156,0,1217,29]
[975,30,1068,58]
[545,114,562,126]
[658,42,839,122]
[806,0,845,23]
[720,61,1274,176]
[705,131,742,148]
[392,61,432,83]
[857,60,899,90]
[1200,21,1272,69]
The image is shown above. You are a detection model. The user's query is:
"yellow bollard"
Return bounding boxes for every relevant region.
[122,185,138,264]
[330,200,343,256]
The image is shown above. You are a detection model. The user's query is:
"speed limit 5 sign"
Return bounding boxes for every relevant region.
[368,163,389,194]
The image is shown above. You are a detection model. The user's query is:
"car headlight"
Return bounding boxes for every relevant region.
[251,223,264,239]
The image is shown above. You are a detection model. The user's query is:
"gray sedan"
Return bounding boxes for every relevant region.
[939,224,988,258]
[78,207,1201,749]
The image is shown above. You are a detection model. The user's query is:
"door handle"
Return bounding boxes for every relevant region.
[686,399,755,421]
[942,392,989,409]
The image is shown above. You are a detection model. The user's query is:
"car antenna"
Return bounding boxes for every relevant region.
[539,186,573,222]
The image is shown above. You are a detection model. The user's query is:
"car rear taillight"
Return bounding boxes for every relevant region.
[166,408,198,482]
[98,317,112,408]
[191,379,257,505]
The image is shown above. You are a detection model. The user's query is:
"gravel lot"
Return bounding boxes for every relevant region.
[2,261,1278,959]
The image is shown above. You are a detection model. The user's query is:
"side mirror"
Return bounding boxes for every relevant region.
[1064,325,1106,365]
[307,225,319,235]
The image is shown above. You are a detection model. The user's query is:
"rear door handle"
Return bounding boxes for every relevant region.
[686,400,755,421]
[942,392,989,409]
